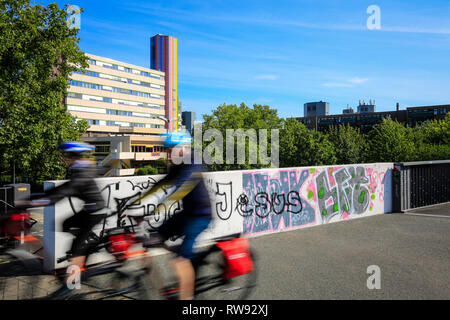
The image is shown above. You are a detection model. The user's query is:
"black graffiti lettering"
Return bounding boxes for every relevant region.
[127,178,158,191]
[254,193,271,218]
[238,190,303,217]
[271,193,285,214]
[168,201,183,219]
[236,193,254,217]
[287,191,302,214]
[215,182,233,220]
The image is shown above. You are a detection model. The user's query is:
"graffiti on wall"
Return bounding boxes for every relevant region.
[240,170,316,234]
[240,165,387,235]
[66,177,183,231]
[63,165,387,237]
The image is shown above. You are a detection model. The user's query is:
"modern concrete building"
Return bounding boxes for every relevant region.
[83,134,168,177]
[68,53,167,136]
[66,34,183,177]
[304,101,329,117]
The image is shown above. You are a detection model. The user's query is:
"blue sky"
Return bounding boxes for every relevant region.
[43,0,450,120]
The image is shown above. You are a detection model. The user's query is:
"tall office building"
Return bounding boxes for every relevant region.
[304,101,329,117]
[181,111,196,135]
[151,34,178,132]
[67,53,167,136]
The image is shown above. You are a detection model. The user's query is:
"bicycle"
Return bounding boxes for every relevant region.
[0,204,152,300]
[141,229,258,300]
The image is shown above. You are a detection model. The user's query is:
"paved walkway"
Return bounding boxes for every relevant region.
[1,204,449,300]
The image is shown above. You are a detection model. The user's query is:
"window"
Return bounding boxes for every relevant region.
[68,92,82,99]
[103,97,112,103]
[95,145,110,153]
[106,121,119,126]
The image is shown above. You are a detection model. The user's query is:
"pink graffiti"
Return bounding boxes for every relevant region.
[366,168,386,199]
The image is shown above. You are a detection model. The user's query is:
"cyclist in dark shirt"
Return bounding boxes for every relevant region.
[139,132,212,300]
[17,141,105,291]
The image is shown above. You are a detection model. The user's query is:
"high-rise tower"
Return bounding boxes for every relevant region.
[150,34,178,132]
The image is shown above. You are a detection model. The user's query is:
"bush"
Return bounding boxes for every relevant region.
[136,165,159,176]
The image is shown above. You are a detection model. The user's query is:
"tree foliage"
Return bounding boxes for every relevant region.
[279,118,336,167]
[0,0,89,186]
[366,118,415,163]
[411,113,450,161]
[200,103,282,171]
[327,124,366,164]
[200,103,449,171]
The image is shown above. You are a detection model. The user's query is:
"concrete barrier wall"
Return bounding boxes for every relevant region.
[44,163,393,270]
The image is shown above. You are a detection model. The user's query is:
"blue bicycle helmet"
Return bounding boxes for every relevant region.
[59,141,95,156]
[162,132,192,148]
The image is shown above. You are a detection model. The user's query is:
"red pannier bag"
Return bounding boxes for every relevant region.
[108,234,135,259]
[216,237,253,279]
[0,212,32,237]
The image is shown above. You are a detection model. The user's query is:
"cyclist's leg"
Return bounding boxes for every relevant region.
[172,215,211,300]
[61,213,103,288]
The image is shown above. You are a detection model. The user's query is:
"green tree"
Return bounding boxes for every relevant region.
[366,118,415,163]
[0,0,89,187]
[327,124,366,164]
[412,113,450,161]
[200,103,283,171]
[279,118,337,167]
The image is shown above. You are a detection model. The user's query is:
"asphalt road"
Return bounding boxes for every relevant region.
[246,209,450,300]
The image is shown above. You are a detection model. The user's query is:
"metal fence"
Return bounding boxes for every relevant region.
[393,160,450,212]
[0,186,13,215]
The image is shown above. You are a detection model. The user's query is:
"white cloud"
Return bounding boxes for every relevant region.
[254,74,279,80]
[348,77,369,84]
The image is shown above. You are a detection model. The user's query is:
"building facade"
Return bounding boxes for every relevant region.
[83,135,168,177]
[151,34,178,132]
[295,104,448,133]
[67,53,167,136]
[181,111,196,135]
[304,101,329,117]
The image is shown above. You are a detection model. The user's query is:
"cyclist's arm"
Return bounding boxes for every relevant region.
[37,178,80,205]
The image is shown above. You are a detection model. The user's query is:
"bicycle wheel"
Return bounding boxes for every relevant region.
[72,257,159,300]
[193,246,257,300]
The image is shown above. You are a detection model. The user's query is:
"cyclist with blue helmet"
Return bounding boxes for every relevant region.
[17,141,105,294]
[141,132,212,300]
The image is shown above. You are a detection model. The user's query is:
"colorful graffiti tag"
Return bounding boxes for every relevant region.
[240,170,315,234]
[241,165,388,235]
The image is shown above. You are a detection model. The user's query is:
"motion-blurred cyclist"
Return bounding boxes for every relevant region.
[16,141,105,294]
[139,132,212,300]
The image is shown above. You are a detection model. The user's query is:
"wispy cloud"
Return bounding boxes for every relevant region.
[254,75,279,80]
[348,77,369,84]
[121,2,450,35]
[322,77,369,87]
[322,83,353,88]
